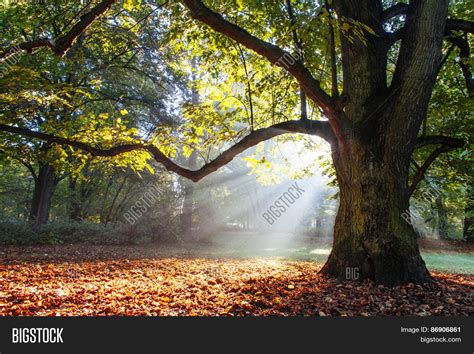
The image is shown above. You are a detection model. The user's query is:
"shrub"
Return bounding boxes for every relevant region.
[0,220,163,245]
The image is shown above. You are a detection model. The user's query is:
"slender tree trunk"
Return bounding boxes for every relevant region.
[29,164,58,227]
[181,150,197,240]
[435,195,449,240]
[111,183,134,225]
[321,137,432,286]
[181,58,200,240]
[464,183,473,242]
[105,175,127,225]
[100,177,113,224]
[68,176,82,221]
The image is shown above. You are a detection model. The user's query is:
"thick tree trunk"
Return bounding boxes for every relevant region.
[321,139,432,286]
[319,0,448,286]
[29,164,58,227]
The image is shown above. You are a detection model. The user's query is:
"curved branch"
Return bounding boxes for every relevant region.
[409,135,465,196]
[446,34,473,95]
[409,145,451,197]
[181,0,344,136]
[0,0,117,61]
[14,158,38,182]
[415,135,465,149]
[383,4,473,47]
[387,20,474,46]
[382,3,473,33]
[0,120,333,182]
[381,3,408,23]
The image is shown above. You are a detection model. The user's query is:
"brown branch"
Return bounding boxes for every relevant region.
[18,160,38,182]
[382,3,473,34]
[446,19,474,34]
[0,0,117,61]
[0,120,334,182]
[409,145,451,197]
[409,135,465,196]
[446,34,473,96]
[415,135,465,149]
[383,4,473,47]
[381,3,408,23]
[0,123,144,155]
[182,0,344,135]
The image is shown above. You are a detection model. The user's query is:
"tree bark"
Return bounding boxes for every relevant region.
[29,164,58,227]
[318,0,449,285]
[321,138,432,285]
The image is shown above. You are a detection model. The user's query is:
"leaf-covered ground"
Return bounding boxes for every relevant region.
[0,245,472,316]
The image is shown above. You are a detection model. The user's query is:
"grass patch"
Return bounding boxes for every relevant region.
[421,252,474,275]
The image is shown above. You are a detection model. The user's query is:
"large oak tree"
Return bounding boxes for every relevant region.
[0,0,472,285]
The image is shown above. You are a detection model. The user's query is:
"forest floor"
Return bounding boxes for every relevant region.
[0,239,473,316]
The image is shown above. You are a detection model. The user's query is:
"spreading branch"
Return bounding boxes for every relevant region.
[181,0,344,136]
[382,3,473,33]
[409,135,465,196]
[0,120,333,182]
[0,0,117,61]
[382,2,473,49]
[415,135,466,149]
